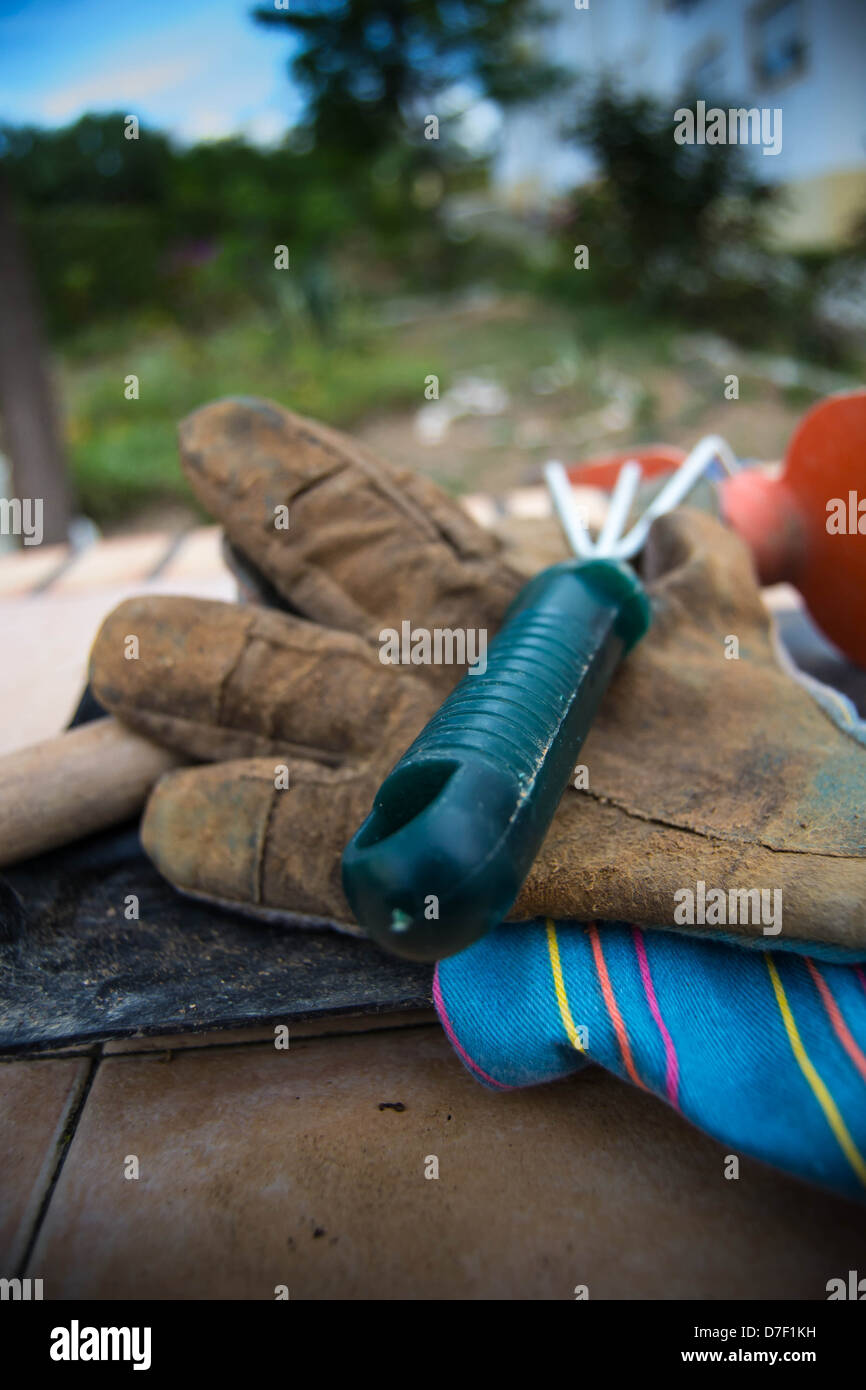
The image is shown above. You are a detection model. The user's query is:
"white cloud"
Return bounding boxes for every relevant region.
[42,55,207,122]
[0,3,300,147]
[177,107,239,144]
[242,110,288,148]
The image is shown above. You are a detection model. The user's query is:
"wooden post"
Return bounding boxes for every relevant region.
[0,172,72,545]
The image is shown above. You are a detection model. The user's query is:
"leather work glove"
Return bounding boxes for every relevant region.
[89,397,866,954]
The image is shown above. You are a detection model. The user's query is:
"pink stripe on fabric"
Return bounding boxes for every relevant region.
[432,965,514,1090]
[631,926,681,1110]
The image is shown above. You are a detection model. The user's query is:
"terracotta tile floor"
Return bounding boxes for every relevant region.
[5,1024,866,1299]
[0,1056,92,1271]
[3,521,866,1300]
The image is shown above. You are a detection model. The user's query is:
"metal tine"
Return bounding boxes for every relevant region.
[545,435,738,563]
[595,459,642,557]
[544,460,594,558]
[610,434,739,561]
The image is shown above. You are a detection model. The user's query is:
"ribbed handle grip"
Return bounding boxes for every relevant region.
[341,557,650,961]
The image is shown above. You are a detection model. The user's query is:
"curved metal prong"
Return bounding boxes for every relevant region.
[544,460,594,558]
[611,435,738,560]
[596,459,642,557]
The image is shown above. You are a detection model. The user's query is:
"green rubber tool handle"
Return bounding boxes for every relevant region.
[341,557,651,962]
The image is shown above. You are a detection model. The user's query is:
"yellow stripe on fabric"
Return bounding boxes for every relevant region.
[765,954,866,1190]
[545,919,586,1052]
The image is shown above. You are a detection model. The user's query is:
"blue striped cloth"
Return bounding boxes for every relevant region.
[435,670,866,1202]
[435,921,866,1201]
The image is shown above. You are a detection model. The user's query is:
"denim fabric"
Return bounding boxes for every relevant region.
[435,921,866,1202]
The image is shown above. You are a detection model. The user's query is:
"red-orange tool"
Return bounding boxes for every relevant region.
[568,391,866,669]
[720,389,866,669]
[566,446,686,488]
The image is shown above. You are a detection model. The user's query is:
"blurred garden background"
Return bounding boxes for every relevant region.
[1,0,865,542]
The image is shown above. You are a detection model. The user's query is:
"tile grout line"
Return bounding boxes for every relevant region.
[0,1049,98,1063]
[100,1018,441,1058]
[1,1016,439,1062]
[16,1051,101,1278]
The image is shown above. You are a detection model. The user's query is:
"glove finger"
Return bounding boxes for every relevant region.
[517,792,866,951]
[641,505,768,638]
[178,397,523,691]
[90,594,432,767]
[141,756,373,928]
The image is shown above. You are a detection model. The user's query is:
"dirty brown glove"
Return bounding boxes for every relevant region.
[90,398,866,952]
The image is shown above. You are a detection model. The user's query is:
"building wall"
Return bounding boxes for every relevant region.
[496,0,866,246]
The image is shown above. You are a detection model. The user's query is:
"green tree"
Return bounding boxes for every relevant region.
[254,0,566,291]
[0,115,359,336]
[255,0,564,159]
[563,83,781,336]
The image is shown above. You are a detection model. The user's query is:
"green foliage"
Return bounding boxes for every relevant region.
[0,115,493,342]
[0,115,367,338]
[64,308,434,521]
[4,36,863,529]
[253,0,567,284]
[559,85,777,330]
[254,0,565,158]
[570,85,775,259]
[549,81,863,360]
[1,4,564,345]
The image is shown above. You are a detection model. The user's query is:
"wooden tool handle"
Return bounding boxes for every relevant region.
[0,717,182,869]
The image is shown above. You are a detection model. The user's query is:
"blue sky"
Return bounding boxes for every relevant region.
[0,0,303,143]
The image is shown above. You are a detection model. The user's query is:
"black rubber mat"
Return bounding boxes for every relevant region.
[0,823,432,1053]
